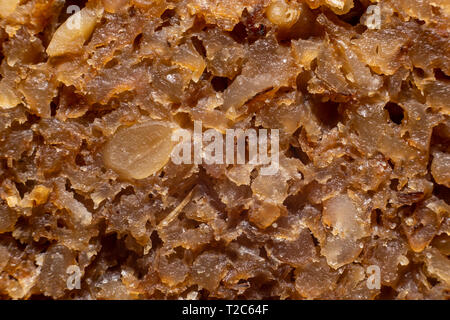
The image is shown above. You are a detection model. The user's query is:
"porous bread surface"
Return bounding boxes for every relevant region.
[0,0,449,300]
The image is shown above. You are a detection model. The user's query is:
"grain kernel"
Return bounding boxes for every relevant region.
[103,121,178,180]
[266,0,301,28]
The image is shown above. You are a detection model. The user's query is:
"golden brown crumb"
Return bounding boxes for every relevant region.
[0,0,449,300]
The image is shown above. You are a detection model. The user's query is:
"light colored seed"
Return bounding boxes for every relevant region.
[266,0,301,29]
[103,121,178,180]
